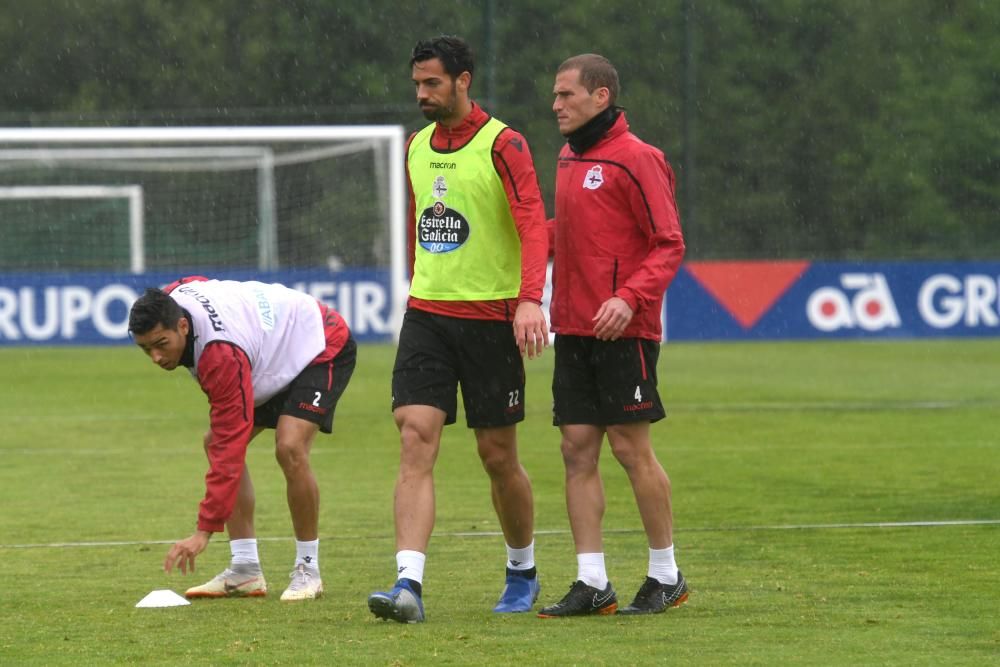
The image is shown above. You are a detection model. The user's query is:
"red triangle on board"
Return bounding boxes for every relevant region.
[685,261,810,329]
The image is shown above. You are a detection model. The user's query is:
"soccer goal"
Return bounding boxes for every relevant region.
[0,125,407,332]
[0,184,145,272]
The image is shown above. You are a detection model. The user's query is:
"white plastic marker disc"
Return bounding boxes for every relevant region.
[135,589,191,608]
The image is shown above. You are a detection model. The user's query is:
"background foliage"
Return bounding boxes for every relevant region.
[1,0,997,261]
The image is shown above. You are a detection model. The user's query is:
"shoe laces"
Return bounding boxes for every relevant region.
[219,568,249,583]
[554,580,592,606]
[634,577,661,603]
[287,563,317,590]
[226,565,262,582]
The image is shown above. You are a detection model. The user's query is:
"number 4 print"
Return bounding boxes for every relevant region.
[634,386,642,402]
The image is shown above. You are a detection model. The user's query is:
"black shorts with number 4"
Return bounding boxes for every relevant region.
[254,336,357,434]
[392,308,525,428]
[552,334,665,426]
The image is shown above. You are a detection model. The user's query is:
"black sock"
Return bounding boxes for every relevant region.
[402,577,422,597]
[509,566,537,579]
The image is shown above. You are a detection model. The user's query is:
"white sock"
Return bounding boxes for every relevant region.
[506,541,535,571]
[577,552,608,589]
[230,538,260,568]
[648,545,678,585]
[295,539,319,570]
[396,550,426,585]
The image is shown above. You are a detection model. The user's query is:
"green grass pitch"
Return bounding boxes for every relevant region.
[1,340,998,665]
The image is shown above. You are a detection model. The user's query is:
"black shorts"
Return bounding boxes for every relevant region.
[392,309,525,428]
[552,334,665,426]
[254,336,357,433]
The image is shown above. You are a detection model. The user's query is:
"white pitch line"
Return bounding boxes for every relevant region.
[667,399,1000,413]
[448,519,1000,536]
[2,519,997,549]
[1,399,996,425]
[673,519,1000,532]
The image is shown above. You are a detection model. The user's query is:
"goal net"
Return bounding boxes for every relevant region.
[0,185,144,272]
[0,126,407,337]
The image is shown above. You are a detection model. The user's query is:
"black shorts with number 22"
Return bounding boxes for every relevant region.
[392,308,525,428]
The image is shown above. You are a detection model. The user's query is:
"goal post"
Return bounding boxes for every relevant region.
[0,185,145,273]
[0,125,408,340]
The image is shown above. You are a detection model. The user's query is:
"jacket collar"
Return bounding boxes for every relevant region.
[566,106,625,155]
[431,102,489,149]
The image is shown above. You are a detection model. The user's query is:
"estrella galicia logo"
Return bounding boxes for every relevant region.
[418,201,470,253]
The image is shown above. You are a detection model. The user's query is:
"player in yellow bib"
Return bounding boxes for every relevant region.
[368,35,549,623]
[408,117,521,301]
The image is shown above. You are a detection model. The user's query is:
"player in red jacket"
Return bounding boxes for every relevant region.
[537,54,689,618]
[128,277,355,602]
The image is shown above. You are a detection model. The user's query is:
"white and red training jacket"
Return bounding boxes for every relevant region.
[165,276,348,532]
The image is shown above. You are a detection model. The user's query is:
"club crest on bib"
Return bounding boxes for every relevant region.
[583,165,604,190]
[418,199,470,253]
[432,175,448,198]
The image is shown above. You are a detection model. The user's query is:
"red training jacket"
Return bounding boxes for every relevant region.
[550,113,686,340]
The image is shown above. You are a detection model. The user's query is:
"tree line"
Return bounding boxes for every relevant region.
[2,0,997,261]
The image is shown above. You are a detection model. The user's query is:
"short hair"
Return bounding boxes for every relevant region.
[557,53,620,106]
[410,35,475,83]
[128,287,184,335]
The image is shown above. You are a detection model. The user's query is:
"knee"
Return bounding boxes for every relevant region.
[560,438,598,475]
[397,422,438,472]
[274,437,309,474]
[478,444,518,478]
[608,438,651,472]
[398,420,433,449]
[476,429,520,478]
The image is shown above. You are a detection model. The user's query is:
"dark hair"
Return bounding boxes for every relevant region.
[128,287,184,335]
[410,35,475,82]
[558,53,620,106]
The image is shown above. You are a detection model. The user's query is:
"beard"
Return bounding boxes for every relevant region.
[419,91,458,123]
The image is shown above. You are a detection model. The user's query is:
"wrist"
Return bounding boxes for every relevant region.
[614,291,637,313]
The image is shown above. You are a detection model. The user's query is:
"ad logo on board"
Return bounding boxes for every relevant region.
[806,273,900,332]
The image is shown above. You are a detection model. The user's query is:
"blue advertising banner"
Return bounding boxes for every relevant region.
[0,269,394,345]
[666,261,1000,340]
[3,261,998,345]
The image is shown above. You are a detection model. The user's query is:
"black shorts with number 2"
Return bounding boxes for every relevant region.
[392,309,525,428]
[254,336,357,434]
[552,334,665,426]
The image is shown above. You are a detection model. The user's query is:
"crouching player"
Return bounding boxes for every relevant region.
[128,276,355,601]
